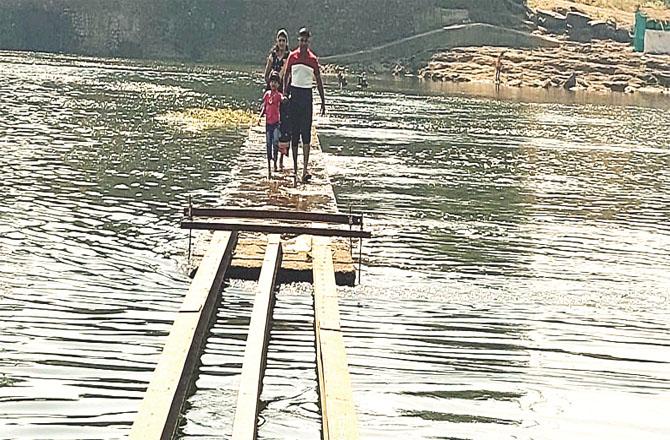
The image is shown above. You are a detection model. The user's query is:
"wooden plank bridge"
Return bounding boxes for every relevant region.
[129,126,368,439]
[187,127,363,286]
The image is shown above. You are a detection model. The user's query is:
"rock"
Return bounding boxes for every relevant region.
[638,72,658,84]
[566,11,591,30]
[638,86,664,94]
[624,85,637,93]
[563,72,577,89]
[536,9,567,34]
[542,79,553,88]
[508,79,522,87]
[653,71,670,87]
[589,20,617,40]
[613,27,632,44]
[611,74,632,82]
[645,60,670,71]
[605,81,628,92]
[566,11,594,42]
[569,28,594,43]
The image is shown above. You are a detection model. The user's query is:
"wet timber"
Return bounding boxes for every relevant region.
[129,231,238,440]
[313,237,360,440]
[232,235,282,440]
[188,126,359,285]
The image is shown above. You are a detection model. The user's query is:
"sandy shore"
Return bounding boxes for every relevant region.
[418,39,670,95]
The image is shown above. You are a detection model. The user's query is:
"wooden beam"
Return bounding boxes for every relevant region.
[232,235,283,440]
[312,237,360,440]
[183,207,363,226]
[180,221,371,239]
[129,231,238,440]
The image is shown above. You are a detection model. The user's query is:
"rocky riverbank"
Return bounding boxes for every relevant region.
[418,39,670,95]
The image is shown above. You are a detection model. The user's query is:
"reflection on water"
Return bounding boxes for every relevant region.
[0,51,669,439]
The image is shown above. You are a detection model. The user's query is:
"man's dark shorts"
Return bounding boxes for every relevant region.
[289,86,312,147]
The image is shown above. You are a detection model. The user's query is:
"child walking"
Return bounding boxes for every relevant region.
[258,71,283,178]
[277,97,291,171]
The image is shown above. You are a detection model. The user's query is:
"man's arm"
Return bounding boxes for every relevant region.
[314,65,326,116]
[283,60,292,96]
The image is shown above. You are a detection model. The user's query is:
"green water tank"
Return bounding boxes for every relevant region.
[634,10,646,52]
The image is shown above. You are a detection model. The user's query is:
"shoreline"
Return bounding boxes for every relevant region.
[416,39,670,96]
[321,72,670,109]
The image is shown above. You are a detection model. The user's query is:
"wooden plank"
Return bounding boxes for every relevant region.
[181,221,371,239]
[312,237,360,440]
[232,235,283,440]
[130,231,238,440]
[183,207,363,226]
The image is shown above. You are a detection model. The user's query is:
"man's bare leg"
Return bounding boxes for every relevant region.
[302,143,310,182]
[292,142,299,187]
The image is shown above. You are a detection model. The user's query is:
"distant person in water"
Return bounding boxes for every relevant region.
[358,71,368,88]
[283,27,326,185]
[495,51,506,85]
[264,29,290,91]
[337,69,347,89]
[258,72,283,178]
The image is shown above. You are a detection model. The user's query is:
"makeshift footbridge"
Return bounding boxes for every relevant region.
[129,126,370,439]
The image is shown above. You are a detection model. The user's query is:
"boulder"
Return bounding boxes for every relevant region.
[536,9,567,33]
[613,27,632,43]
[654,71,670,87]
[568,28,593,43]
[589,20,616,40]
[566,11,591,30]
[605,81,628,92]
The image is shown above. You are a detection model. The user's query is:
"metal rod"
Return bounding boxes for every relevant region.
[180,221,372,239]
[187,195,193,264]
[348,205,352,251]
[358,212,364,285]
[182,207,363,226]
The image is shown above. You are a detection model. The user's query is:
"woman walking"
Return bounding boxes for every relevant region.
[263,29,290,91]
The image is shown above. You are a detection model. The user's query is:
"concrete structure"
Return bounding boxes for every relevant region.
[645,30,670,55]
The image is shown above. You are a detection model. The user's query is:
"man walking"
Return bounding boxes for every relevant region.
[283,27,326,185]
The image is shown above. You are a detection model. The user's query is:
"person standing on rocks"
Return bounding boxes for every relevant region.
[495,51,506,85]
[283,27,326,185]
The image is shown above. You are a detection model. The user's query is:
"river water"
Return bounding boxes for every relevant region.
[0,51,669,440]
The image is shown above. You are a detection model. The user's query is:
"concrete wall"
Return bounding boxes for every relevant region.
[645,30,670,55]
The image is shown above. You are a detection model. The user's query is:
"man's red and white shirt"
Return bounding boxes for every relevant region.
[286,48,319,89]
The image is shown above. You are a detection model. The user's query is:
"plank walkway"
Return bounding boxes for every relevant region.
[130,231,238,440]
[188,126,358,285]
[232,235,282,440]
[130,126,361,439]
[313,236,360,440]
